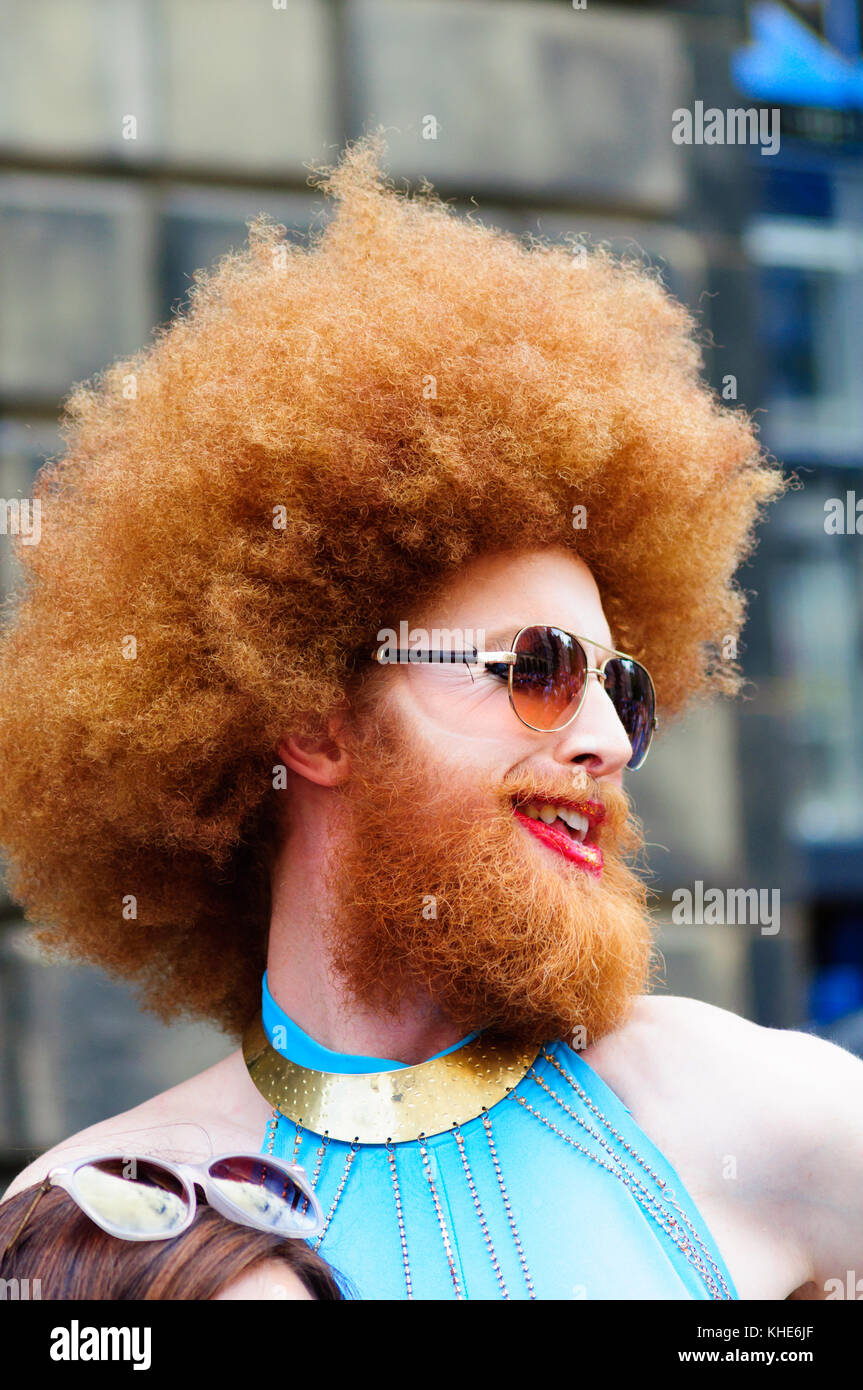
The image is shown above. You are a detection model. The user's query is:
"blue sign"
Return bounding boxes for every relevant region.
[733,0,863,109]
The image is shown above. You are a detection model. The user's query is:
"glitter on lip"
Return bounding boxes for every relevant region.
[513,807,604,877]
[512,793,606,830]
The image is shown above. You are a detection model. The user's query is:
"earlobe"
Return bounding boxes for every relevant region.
[277,719,350,787]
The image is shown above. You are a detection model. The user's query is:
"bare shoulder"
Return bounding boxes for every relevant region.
[597,991,860,1087]
[585,992,863,1197]
[589,991,759,1058]
[584,994,762,1108]
[588,992,860,1115]
[1,1046,270,1203]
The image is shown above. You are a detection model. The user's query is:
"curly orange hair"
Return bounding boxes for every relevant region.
[0,135,785,1035]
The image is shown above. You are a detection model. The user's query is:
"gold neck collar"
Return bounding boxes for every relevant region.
[242,1016,540,1144]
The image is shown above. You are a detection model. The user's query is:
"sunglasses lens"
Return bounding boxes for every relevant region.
[72,1158,189,1237]
[511,626,588,731]
[604,657,655,770]
[207,1157,321,1236]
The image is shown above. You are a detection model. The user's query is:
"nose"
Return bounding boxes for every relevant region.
[548,670,633,781]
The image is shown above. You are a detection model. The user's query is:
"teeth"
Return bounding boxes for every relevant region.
[519,802,590,841]
[558,808,590,839]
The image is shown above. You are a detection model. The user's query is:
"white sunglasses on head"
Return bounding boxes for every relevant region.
[2,1150,324,1258]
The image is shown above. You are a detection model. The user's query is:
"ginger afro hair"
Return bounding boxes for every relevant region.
[0,135,785,1036]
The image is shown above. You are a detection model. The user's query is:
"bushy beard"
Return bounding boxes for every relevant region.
[323,706,657,1048]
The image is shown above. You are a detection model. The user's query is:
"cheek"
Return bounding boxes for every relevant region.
[380,675,535,789]
[392,665,528,755]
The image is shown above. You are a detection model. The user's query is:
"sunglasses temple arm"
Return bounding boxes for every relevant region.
[371,649,482,664]
[0,1174,52,1266]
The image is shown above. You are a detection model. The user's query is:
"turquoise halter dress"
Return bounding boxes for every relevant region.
[258,974,737,1300]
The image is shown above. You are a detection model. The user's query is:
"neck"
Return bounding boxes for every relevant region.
[266,790,463,1066]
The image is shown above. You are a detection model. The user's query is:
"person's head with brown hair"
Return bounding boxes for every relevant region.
[0,132,786,1047]
[0,1182,345,1300]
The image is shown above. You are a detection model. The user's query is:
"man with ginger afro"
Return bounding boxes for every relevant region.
[1,137,860,1301]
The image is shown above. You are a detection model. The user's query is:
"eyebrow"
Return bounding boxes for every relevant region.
[482,629,518,651]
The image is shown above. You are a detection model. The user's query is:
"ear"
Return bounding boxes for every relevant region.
[276,714,350,788]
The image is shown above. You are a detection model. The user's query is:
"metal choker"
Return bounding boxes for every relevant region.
[242,1015,541,1144]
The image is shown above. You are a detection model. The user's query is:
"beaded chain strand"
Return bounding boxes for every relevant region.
[313,1143,358,1252]
[452,1122,509,1298]
[515,1084,727,1300]
[418,1134,465,1299]
[539,1050,732,1299]
[481,1109,536,1299]
[261,1043,732,1302]
[386,1141,413,1298]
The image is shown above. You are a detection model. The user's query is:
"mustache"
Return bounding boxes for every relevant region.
[492,767,638,850]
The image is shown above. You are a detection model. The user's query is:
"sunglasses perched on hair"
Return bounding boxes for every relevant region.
[369,623,658,770]
[1,1151,324,1262]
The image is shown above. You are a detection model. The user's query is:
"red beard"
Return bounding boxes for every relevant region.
[321,707,656,1048]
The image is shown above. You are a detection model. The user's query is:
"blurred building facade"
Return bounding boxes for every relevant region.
[1,0,861,1183]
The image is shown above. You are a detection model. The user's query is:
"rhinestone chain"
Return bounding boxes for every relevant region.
[264,1107,279,1155]
[265,1109,303,1164]
[418,1134,465,1299]
[528,1070,724,1298]
[386,1141,413,1299]
[291,1124,304,1165]
[310,1133,329,1191]
[541,1049,732,1299]
[266,1108,311,1213]
[452,1123,509,1298]
[313,1143,358,1253]
[481,1110,536,1299]
[515,1088,725,1300]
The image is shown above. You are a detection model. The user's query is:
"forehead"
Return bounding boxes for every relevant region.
[418,548,616,650]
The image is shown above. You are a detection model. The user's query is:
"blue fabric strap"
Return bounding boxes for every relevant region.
[261,970,479,1073]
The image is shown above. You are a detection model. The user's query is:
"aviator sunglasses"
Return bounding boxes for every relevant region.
[369,623,658,770]
[1,1151,325,1262]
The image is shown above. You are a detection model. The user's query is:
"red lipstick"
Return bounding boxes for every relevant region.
[512,802,605,877]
